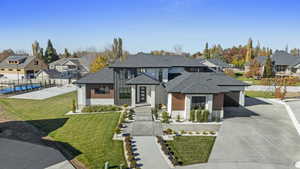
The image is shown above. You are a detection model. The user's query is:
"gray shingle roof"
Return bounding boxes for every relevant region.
[74,68,113,84]
[110,54,206,68]
[200,58,231,68]
[257,51,300,67]
[166,72,248,94]
[0,55,35,69]
[50,57,89,72]
[126,73,160,85]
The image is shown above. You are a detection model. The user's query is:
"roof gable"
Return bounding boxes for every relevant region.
[126,73,160,85]
[74,68,113,84]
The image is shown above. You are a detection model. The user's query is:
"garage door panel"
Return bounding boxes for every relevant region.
[224,91,240,107]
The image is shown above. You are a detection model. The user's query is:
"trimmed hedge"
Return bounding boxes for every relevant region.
[82,105,122,112]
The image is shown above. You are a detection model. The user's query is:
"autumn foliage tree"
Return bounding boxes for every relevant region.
[90,54,109,73]
[244,59,261,78]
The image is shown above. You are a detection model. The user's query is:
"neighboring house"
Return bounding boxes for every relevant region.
[74,54,248,121]
[36,69,73,84]
[199,58,232,71]
[257,51,300,76]
[0,55,47,80]
[49,57,89,79]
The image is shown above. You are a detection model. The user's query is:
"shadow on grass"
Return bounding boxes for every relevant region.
[0,118,81,162]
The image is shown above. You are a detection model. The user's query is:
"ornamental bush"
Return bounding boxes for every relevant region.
[190,110,195,121]
[161,111,170,123]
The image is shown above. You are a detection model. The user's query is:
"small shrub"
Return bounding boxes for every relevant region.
[81,105,122,113]
[190,110,195,122]
[203,110,209,122]
[224,69,235,77]
[188,131,193,135]
[210,131,216,135]
[123,104,128,108]
[176,114,180,122]
[72,99,76,113]
[161,111,170,123]
[165,128,173,135]
[115,127,121,134]
[203,131,209,135]
[180,130,186,134]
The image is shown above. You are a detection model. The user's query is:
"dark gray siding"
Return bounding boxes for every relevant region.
[114,68,136,105]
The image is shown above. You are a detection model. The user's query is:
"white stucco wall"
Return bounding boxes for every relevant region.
[2,73,26,80]
[87,98,114,105]
[77,84,86,109]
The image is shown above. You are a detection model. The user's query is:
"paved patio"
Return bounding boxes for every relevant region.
[9,85,76,100]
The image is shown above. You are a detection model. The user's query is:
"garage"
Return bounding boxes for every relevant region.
[224,91,241,107]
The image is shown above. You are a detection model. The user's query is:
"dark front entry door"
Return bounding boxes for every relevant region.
[139,86,146,103]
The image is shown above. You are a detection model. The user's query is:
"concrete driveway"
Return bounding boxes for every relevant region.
[205,97,300,169]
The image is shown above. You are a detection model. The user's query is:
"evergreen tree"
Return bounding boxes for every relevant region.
[63,48,71,58]
[203,42,210,58]
[263,55,274,78]
[245,38,253,63]
[44,39,59,63]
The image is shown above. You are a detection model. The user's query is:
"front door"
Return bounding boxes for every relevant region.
[139,86,146,103]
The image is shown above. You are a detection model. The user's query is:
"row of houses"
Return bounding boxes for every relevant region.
[74,54,248,121]
[0,55,90,83]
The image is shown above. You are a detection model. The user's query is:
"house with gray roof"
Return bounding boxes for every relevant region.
[256,51,300,76]
[74,54,248,121]
[49,57,90,79]
[0,55,47,80]
[198,58,232,72]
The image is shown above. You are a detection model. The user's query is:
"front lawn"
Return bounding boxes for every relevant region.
[0,92,126,169]
[167,136,216,165]
[245,91,275,98]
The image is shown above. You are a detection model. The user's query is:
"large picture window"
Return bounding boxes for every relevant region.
[94,85,109,94]
[191,96,206,110]
[119,87,131,99]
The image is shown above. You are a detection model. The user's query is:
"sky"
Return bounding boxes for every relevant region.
[0,0,300,54]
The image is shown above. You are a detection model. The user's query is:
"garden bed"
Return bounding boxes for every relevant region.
[81,105,122,113]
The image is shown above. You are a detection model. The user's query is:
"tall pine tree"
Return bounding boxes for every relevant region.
[44,39,59,63]
[203,42,210,59]
[245,38,253,63]
[263,55,274,78]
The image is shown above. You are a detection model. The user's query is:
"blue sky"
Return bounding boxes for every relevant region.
[0,0,300,54]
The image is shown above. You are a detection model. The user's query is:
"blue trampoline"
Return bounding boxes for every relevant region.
[0,84,41,94]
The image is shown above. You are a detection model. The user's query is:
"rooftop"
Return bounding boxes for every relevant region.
[74,68,114,84]
[110,54,206,68]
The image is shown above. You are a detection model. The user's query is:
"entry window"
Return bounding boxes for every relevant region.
[94,86,109,94]
[119,87,131,99]
[191,96,206,110]
[158,69,163,82]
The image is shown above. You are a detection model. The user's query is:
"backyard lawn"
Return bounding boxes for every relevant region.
[167,136,216,165]
[0,92,126,169]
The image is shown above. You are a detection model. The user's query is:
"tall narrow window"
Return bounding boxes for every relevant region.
[159,69,163,82]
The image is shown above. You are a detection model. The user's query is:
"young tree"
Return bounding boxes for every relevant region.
[44,39,59,63]
[112,38,124,61]
[263,56,274,78]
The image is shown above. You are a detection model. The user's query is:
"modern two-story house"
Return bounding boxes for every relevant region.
[75,54,248,121]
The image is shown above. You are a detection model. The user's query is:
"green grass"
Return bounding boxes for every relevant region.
[245,91,275,98]
[167,136,216,165]
[0,92,126,169]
